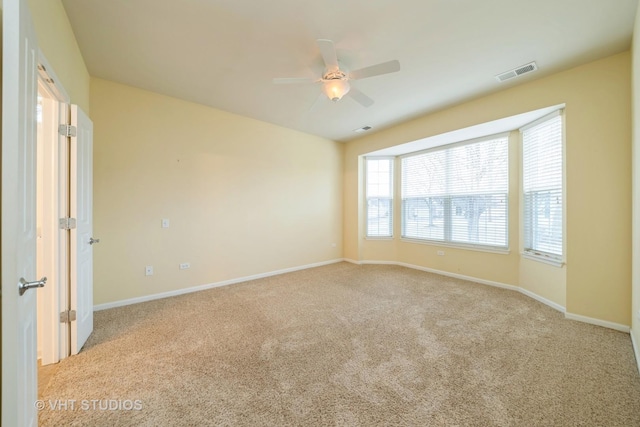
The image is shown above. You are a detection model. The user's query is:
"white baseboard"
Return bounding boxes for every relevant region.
[631,330,640,375]
[395,259,633,333]
[94,258,345,311]
[392,261,567,312]
[95,257,631,335]
[519,287,566,313]
[396,261,520,292]
[354,258,572,314]
[354,258,521,290]
[356,259,636,333]
[565,312,630,333]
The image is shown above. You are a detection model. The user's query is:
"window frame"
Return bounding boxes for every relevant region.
[520,110,565,266]
[399,133,510,251]
[364,156,395,239]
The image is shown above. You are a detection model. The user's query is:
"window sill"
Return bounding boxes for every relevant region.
[400,237,510,255]
[521,252,565,268]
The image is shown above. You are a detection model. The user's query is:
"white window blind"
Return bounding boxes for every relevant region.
[401,136,509,248]
[366,158,393,237]
[521,111,563,259]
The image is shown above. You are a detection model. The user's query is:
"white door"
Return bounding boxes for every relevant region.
[2,0,40,425]
[70,104,94,354]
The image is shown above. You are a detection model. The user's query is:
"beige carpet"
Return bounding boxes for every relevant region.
[39,263,640,426]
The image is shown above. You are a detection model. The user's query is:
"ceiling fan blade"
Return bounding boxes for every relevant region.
[272,77,317,84]
[317,39,339,72]
[308,92,326,113]
[349,60,400,80]
[347,88,375,107]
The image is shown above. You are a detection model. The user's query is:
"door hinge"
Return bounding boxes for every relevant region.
[58,124,77,138]
[60,310,77,323]
[59,218,77,230]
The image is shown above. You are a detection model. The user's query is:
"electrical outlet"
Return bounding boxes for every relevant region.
[331,243,337,248]
[179,263,190,270]
[162,218,170,228]
[437,250,445,256]
[145,266,154,276]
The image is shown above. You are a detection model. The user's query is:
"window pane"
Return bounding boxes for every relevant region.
[367,159,392,198]
[522,114,563,258]
[402,151,446,197]
[366,158,393,237]
[448,140,508,195]
[401,136,509,248]
[402,197,445,241]
[367,198,392,237]
[524,189,563,256]
[450,195,507,246]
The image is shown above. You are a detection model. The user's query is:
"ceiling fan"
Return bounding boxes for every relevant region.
[273,39,401,108]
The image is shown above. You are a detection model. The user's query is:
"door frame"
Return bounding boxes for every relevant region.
[36,52,71,365]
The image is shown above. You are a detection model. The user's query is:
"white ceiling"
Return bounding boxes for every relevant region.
[62,0,638,142]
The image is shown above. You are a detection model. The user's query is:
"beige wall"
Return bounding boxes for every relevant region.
[91,78,343,305]
[632,5,640,354]
[345,52,631,326]
[27,0,89,112]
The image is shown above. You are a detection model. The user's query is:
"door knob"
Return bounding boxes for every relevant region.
[89,237,100,245]
[19,276,47,296]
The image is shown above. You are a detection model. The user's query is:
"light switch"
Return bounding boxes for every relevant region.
[162,218,170,228]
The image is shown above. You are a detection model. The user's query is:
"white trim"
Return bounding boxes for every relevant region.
[521,251,565,268]
[564,312,630,333]
[387,259,630,332]
[365,105,565,158]
[398,131,511,159]
[400,237,510,255]
[631,330,640,375]
[394,261,519,292]
[519,108,563,132]
[95,258,632,336]
[356,259,519,291]
[352,259,569,313]
[37,51,70,103]
[518,287,566,313]
[36,54,72,365]
[94,259,345,311]
[405,261,566,313]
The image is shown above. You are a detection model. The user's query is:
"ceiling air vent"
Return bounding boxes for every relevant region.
[495,62,538,82]
[354,126,372,133]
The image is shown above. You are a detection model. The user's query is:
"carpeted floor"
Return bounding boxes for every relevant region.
[39,263,640,426]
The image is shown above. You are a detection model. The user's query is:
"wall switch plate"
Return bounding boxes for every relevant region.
[331,243,337,248]
[145,266,154,276]
[162,218,170,228]
[179,263,190,270]
[437,251,445,256]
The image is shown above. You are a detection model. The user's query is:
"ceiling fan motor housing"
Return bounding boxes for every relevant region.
[322,69,350,101]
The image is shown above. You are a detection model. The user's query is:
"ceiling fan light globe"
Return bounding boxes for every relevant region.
[323,79,350,102]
